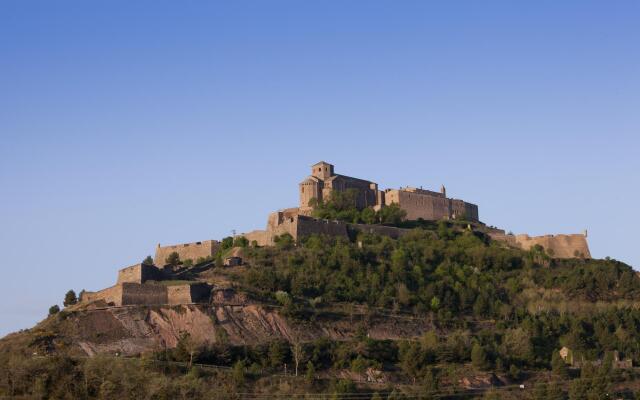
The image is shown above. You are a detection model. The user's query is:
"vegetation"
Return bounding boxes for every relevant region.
[4,221,640,399]
[310,189,407,225]
[165,251,180,267]
[63,290,77,307]
[142,255,154,266]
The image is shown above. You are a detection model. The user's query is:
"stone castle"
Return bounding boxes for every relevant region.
[299,161,479,221]
[80,160,590,307]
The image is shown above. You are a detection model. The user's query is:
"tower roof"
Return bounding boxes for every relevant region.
[311,161,333,167]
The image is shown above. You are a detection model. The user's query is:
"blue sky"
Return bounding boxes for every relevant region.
[1,1,638,336]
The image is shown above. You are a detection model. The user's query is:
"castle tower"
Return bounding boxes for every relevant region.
[311,161,334,180]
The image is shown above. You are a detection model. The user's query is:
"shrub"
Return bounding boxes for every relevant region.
[142,255,154,266]
[48,305,60,316]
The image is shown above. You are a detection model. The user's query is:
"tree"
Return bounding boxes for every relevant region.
[546,381,566,400]
[378,204,406,225]
[551,351,568,378]
[291,340,304,376]
[269,341,286,369]
[48,305,60,316]
[221,236,234,249]
[274,233,295,250]
[471,343,489,370]
[305,361,316,383]
[142,255,154,266]
[233,236,249,247]
[165,251,180,267]
[63,290,77,307]
[533,382,547,400]
[232,360,245,387]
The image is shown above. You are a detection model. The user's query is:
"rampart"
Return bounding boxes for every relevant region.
[241,212,409,245]
[167,283,211,304]
[80,285,123,306]
[488,230,591,259]
[117,263,163,284]
[154,239,220,266]
[81,282,212,306]
[121,283,168,306]
[515,233,591,258]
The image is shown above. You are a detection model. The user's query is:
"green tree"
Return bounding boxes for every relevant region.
[221,236,234,249]
[63,290,77,307]
[165,251,180,267]
[533,382,547,400]
[361,207,377,224]
[551,351,568,378]
[233,236,249,247]
[471,343,489,370]
[378,203,406,225]
[48,305,60,316]
[142,255,154,266]
[546,381,566,400]
[305,361,316,383]
[232,360,245,387]
[274,233,295,250]
[269,341,286,369]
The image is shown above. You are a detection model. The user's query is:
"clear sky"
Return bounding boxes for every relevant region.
[1,1,638,337]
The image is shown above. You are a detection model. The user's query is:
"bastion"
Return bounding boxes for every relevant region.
[81,263,211,307]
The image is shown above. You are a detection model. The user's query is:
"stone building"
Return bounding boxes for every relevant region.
[299,161,479,222]
[154,239,220,266]
[80,263,211,307]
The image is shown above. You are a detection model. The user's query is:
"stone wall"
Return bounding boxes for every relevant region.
[348,222,410,239]
[117,263,162,284]
[121,283,168,306]
[154,240,220,266]
[242,215,409,246]
[515,234,591,258]
[80,285,123,306]
[385,188,479,222]
[167,283,211,305]
[296,216,349,239]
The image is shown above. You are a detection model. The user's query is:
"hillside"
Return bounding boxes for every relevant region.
[2,221,640,399]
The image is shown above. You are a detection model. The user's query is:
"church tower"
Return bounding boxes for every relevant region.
[311,161,334,180]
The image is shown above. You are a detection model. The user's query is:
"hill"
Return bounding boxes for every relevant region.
[1,221,639,399]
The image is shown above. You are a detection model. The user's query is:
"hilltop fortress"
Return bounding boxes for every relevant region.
[241,161,588,256]
[299,161,479,221]
[81,160,590,307]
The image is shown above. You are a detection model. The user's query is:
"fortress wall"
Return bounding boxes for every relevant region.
[154,240,220,266]
[387,189,451,221]
[80,285,123,306]
[348,223,410,239]
[296,216,349,239]
[242,230,273,247]
[487,231,518,247]
[166,284,211,304]
[515,234,591,258]
[120,283,168,306]
[117,263,162,284]
[167,285,195,305]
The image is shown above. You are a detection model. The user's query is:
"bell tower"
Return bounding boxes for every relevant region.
[311,161,334,180]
